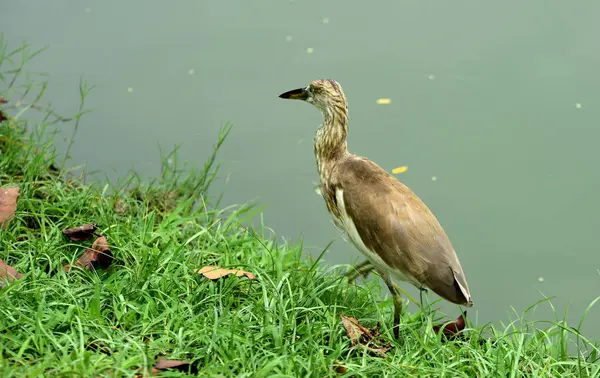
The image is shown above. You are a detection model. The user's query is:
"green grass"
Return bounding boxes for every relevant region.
[1,39,599,377]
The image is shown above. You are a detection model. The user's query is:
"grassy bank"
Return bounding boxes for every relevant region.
[1,43,599,378]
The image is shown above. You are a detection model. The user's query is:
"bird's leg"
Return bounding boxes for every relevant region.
[344,259,375,283]
[382,273,403,340]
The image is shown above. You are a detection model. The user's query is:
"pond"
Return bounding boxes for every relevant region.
[3,0,599,337]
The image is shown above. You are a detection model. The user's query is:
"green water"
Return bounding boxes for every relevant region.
[3,0,599,334]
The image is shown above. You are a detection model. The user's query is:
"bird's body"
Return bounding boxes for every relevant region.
[321,155,471,305]
[279,79,472,338]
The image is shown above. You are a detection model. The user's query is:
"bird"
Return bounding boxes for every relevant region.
[278,79,473,339]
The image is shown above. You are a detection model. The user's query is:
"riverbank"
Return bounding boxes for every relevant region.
[0,43,598,376]
[1,112,598,378]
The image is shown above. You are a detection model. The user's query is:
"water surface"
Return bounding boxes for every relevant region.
[3,0,599,335]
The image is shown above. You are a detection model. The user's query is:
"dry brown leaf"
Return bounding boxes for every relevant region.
[62,223,98,241]
[152,357,197,374]
[0,98,7,123]
[196,265,255,280]
[332,361,348,374]
[433,311,467,341]
[339,314,393,358]
[64,236,113,271]
[0,186,19,228]
[0,258,23,286]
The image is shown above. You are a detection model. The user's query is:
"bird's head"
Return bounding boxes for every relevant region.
[279,79,347,113]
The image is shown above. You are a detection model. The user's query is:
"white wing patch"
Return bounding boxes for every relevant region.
[453,271,473,307]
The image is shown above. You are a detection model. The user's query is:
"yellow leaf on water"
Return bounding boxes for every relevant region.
[392,166,408,174]
[376,98,391,105]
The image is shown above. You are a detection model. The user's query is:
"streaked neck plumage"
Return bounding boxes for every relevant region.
[314,99,349,183]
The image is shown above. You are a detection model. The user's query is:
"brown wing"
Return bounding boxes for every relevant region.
[331,155,472,306]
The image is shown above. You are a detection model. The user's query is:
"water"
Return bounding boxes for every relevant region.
[3,0,599,336]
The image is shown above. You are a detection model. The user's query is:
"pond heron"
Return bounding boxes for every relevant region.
[279,79,473,339]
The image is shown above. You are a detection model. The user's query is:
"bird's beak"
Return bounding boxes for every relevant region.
[278,87,309,101]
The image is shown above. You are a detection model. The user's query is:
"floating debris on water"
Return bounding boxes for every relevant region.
[306,47,314,54]
[322,17,330,24]
[376,98,391,105]
[428,74,435,80]
[127,87,134,93]
[285,35,293,42]
[431,176,437,181]
[188,69,195,75]
[538,276,544,282]
[392,166,408,174]
[575,103,583,109]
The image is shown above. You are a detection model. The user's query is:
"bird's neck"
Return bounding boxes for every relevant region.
[314,104,349,181]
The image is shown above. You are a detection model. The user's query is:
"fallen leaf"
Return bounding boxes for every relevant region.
[392,166,408,174]
[332,361,348,374]
[0,258,23,286]
[154,358,191,370]
[0,97,8,123]
[152,357,197,374]
[62,223,98,241]
[65,236,113,271]
[0,186,19,228]
[376,98,391,105]
[433,311,467,341]
[339,314,392,358]
[196,265,255,280]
